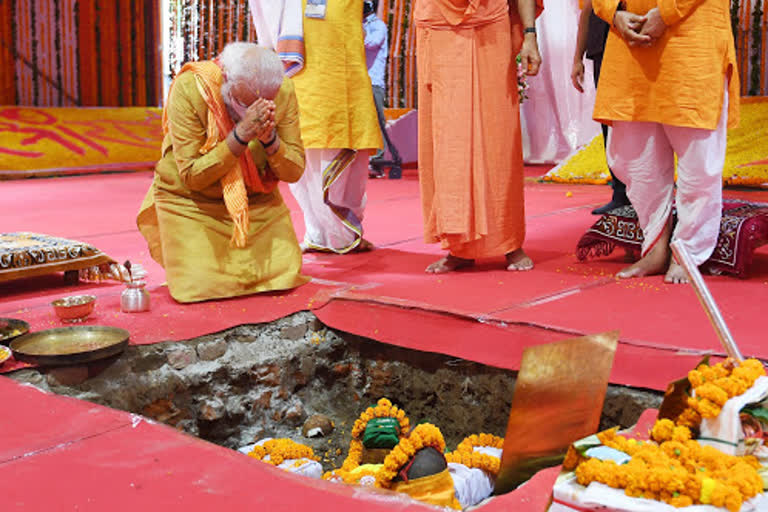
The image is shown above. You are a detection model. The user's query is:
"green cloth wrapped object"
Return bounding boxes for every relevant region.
[363,417,401,449]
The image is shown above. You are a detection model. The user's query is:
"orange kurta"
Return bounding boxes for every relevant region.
[415,0,541,259]
[592,0,739,130]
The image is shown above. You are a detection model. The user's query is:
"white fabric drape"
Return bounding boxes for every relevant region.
[520,0,601,164]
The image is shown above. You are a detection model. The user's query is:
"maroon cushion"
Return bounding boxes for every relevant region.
[576,200,768,278]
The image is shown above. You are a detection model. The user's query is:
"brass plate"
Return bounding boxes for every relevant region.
[10,325,129,366]
[0,318,30,345]
[494,331,619,494]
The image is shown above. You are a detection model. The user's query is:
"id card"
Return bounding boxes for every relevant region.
[305,0,327,18]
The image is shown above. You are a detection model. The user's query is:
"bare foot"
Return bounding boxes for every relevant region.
[425,254,474,274]
[617,219,672,279]
[616,242,670,279]
[505,248,534,271]
[350,238,374,253]
[301,238,374,254]
[664,261,690,284]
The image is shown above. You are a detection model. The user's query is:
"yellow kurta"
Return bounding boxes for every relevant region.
[593,0,739,130]
[291,0,382,150]
[137,74,309,303]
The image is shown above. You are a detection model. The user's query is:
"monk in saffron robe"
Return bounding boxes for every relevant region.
[592,0,739,283]
[415,0,544,274]
[137,43,309,303]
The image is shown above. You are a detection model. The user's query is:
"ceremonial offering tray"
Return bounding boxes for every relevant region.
[0,317,29,344]
[0,345,11,365]
[51,295,96,323]
[10,325,129,366]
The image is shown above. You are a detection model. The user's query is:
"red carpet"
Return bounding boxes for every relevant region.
[2,171,768,388]
[2,170,767,511]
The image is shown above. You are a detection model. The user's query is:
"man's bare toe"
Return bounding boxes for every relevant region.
[505,249,534,272]
[425,255,474,274]
[664,262,690,284]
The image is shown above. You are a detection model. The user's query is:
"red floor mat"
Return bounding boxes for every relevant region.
[2,173,767,389]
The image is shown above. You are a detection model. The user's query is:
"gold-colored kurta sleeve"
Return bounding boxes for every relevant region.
[165,72,239,192]
[263,78,304,183]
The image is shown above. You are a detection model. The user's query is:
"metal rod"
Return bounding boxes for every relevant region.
[670,240,744,362]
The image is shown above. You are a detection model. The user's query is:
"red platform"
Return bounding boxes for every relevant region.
[1,170,767,510]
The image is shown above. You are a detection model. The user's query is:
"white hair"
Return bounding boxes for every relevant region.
[219,42,284,100]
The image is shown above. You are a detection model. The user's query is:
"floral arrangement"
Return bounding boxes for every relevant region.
[516,55,529,104]
[248,438,319,466]
[340,398,410,472]
[376,423,447,488]
[574,425,763,511]
[445,433,504,476]
[681,358,766,423]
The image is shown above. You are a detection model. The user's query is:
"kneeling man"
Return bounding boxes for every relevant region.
[137,42,309,302]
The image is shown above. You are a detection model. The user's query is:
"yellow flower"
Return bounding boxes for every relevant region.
[248,439,318,467]
[651,419,675,442]
[377,423,446,488]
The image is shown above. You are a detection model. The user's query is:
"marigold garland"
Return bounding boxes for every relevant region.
[682,358,766,422]
[376,423,446,489]
[340,398,410,472]
[444,433,504,476]
[576,428,763,512]
[247,438,319,466]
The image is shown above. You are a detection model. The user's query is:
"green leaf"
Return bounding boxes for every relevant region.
[742,406,768,423]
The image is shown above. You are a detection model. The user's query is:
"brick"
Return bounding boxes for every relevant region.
[253,390,273,410]
[166,346,197,370]
[199,398,225,421]
[197,339,227,361]
[46,366,89,387]
[252,364,281,386]
[284,403,306,426]
[280,324,308,341]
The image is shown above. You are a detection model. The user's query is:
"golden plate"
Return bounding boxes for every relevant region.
[0,318,30,345]
[10,325,129,366]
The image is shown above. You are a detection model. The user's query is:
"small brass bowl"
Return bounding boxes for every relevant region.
[51,295,96,323]
[0,345,11,365]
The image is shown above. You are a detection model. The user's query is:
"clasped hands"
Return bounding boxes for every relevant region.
[235,98,277,146]
[614,7,667,47]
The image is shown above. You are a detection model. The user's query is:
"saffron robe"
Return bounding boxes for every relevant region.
[415,0,542,259]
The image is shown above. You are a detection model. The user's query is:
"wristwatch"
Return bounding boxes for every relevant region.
[524,27,536,35]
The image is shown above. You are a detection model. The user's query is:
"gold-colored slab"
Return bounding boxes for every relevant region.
[0,317,30,345]
[657,355,710,422]
[494,331,619,494]
[10,325,129,366]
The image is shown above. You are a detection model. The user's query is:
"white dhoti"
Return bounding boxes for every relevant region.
[289,148,370,253]
[606,88,729,266]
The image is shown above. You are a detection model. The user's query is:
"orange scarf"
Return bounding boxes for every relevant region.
[162,60,277,248]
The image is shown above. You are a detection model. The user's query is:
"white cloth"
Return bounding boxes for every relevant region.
[699,376,768,456]
[550,473,767,512]
[448,463,494,509]
[289,148,369,252]
[606,87,729,265]
[248,0,305,76]
[238,439,323,479]
[519,0,601,164]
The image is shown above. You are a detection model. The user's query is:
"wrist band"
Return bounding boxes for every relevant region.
[524,27,536,34]
[232,128,248,146]
[264,132,278,148]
